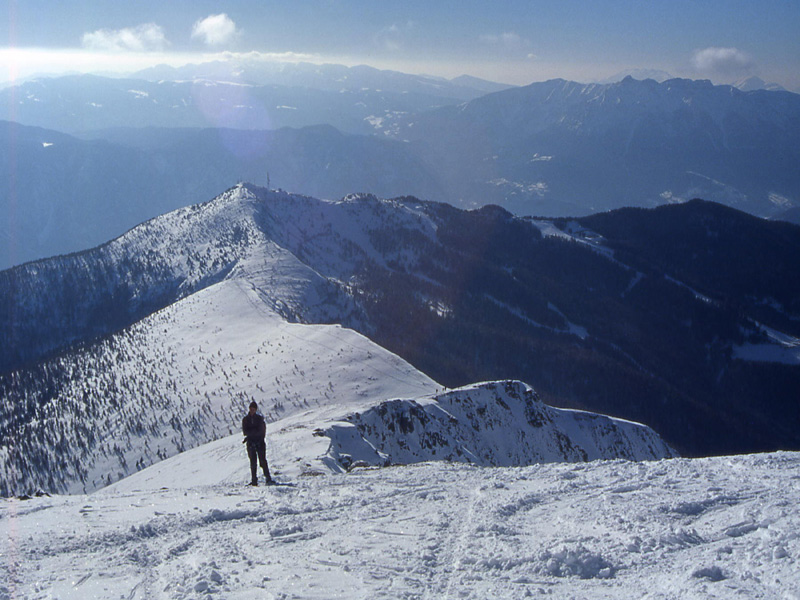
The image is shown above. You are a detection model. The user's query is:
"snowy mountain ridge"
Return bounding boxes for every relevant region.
[4,183,800,498]
[1,182,485,371]
[1,184,357,370]
[1,184,676,496]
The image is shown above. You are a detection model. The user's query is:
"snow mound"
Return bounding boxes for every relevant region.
[323,380,675,470]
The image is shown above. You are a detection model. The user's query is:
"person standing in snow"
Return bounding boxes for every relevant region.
[242,401,273,486]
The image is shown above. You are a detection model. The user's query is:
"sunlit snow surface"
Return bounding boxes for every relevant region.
[2,452,798,599]
[3,184,798,597]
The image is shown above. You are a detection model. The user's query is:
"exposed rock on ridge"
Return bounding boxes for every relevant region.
[324,380,676,471]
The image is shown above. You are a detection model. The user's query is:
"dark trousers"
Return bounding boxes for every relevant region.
[247,439,271,482]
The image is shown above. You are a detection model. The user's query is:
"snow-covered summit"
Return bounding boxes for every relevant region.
[732,75,788,92]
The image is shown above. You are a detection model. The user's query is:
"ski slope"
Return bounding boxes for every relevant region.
[3,450,798,599]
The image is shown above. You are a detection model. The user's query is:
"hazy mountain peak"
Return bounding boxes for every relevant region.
[449,74,516,94]
[732,75,788,92]
[598,68,674,84]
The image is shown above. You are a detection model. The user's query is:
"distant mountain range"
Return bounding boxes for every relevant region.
[599,71,790,92]
[2,185,798,489]
[0,63,506,136]
[389,76,800,218]
[2,69,798,271]
[133,59,514,98]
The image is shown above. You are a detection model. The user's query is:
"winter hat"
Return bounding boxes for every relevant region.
[249,401,258,409]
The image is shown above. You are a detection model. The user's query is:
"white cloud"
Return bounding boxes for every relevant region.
[0,48,327,83]
[81,23,168,52]
[691,47,755,78]
[192,14,238,47]
[219,50,320,63]
[480,32,530,49]
[375,22,413,52]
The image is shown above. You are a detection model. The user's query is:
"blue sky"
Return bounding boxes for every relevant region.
[2,0,799,88]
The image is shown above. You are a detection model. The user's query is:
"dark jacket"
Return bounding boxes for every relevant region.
[242,412,267,443]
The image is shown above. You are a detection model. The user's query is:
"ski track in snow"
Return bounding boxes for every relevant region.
[2,452,799,599]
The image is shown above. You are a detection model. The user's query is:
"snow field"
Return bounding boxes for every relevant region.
[2,452,798,599]
[1,274,439,495]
